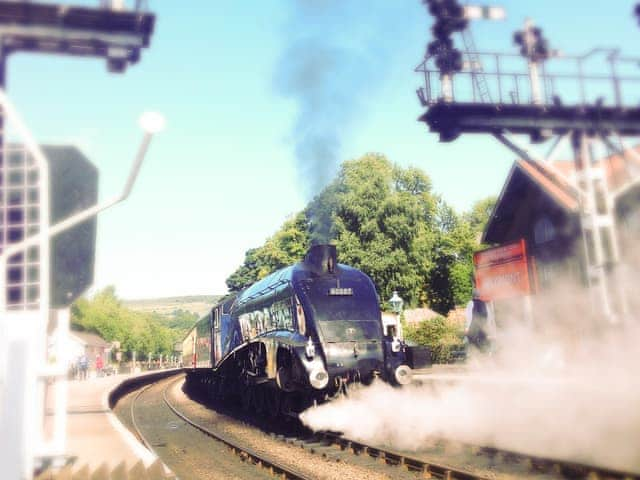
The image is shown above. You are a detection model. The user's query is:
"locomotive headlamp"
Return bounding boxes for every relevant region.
[394,365,412,385]
[305,337,315,359]
[309,367,329,390]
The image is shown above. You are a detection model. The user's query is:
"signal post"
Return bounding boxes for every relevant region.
[416,0,640,323]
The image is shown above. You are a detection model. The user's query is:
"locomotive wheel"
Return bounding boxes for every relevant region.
[276,367,295,393]
[280,392,294,417]
[265,387,281,418]
[215,377,226,402]
[241,384,253,411]
[253,385,266,414]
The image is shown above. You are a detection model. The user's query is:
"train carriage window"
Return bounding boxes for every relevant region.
[254,310,263,335]
[239,313,250,341]
[263,308,272,331]
[295,295,306,335]
[283,301,293,330]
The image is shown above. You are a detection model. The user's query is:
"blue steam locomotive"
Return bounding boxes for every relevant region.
[182,244,416,416]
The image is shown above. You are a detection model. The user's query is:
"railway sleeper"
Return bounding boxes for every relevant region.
[383,452,404,467]
[402,457,427,473]
[350,441,367,455]
[366,446,386,463]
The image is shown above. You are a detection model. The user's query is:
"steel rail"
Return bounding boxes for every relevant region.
[305,432,486,480]
[129,381,159,454]
[161,376,315,480]
[476,445,640,480]
[317,431,640,480]
[131,375,640,480]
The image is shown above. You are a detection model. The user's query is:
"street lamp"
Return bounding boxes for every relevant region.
[388,291,404,346]
[389,290,404,314]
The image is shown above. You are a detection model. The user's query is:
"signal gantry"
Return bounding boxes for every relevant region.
[416,4,640,323]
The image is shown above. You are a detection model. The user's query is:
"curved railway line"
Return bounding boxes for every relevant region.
[303,432,640,480]
[114,373,640,480]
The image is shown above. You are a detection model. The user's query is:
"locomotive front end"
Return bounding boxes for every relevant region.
[296,245,412,393]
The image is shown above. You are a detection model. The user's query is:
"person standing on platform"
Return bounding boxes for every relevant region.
[78,354,89,380]
[465,289,496,353]
[96,354,104,377]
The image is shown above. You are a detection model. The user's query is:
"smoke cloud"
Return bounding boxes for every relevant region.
[274,0,412,241]
[300,274,640,473]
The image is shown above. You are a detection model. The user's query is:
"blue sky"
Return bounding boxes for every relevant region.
[7,0,640,299]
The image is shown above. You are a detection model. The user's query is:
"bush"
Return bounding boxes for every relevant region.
[404,315,465,364]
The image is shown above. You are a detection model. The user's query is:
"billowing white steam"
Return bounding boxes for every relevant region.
[301,286,640,472]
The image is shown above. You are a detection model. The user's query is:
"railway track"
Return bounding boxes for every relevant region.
[158,376,314,480]
[123,375,484,479]
[122,374,279,480]
[297,431,640,480]
[120,374,640,480]
[275,432,486,480]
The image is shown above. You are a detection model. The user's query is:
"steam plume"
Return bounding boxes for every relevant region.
[274,0,410,242]
[300,273,640,473]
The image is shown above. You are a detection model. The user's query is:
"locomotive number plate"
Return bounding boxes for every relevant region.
[328,287,353,296]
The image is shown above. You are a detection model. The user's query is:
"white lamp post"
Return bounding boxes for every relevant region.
[0,97,164,478]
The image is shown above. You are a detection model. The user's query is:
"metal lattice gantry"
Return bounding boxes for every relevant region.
[416,47,640,141]
[0,0,155,77]
[416,2,640,323]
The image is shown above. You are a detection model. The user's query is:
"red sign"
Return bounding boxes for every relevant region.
[474,239,531,301]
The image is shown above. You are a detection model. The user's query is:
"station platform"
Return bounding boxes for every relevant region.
[64,371,163,472]
[61,366,459,472]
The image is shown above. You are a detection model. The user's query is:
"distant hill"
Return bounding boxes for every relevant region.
[123,295,223,317]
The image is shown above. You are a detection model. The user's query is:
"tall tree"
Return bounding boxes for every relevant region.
[71,287,181,359]
[322,154,438,306]
[226,213,310,291]
[225,154,493,314]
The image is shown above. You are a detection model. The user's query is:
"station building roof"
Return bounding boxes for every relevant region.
[70,331,111,349]
[483,146,640,245]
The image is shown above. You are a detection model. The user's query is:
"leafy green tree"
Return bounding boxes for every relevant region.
[404,316,464,363]
[226,213,310,291]
[166,309,199,334]
[464,195,497,235]
[71,287,184,358]
[323,154,438,306]
[225,154,494,314]
[426,196,497,312]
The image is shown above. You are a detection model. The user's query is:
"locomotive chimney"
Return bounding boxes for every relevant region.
[304,244,337,275]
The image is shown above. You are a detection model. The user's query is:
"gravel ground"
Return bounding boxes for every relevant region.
[114,376,273,480]
[393,441,558,480]
[167,379,417,480]
[115,374,570,480]
[173,382,566,480]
